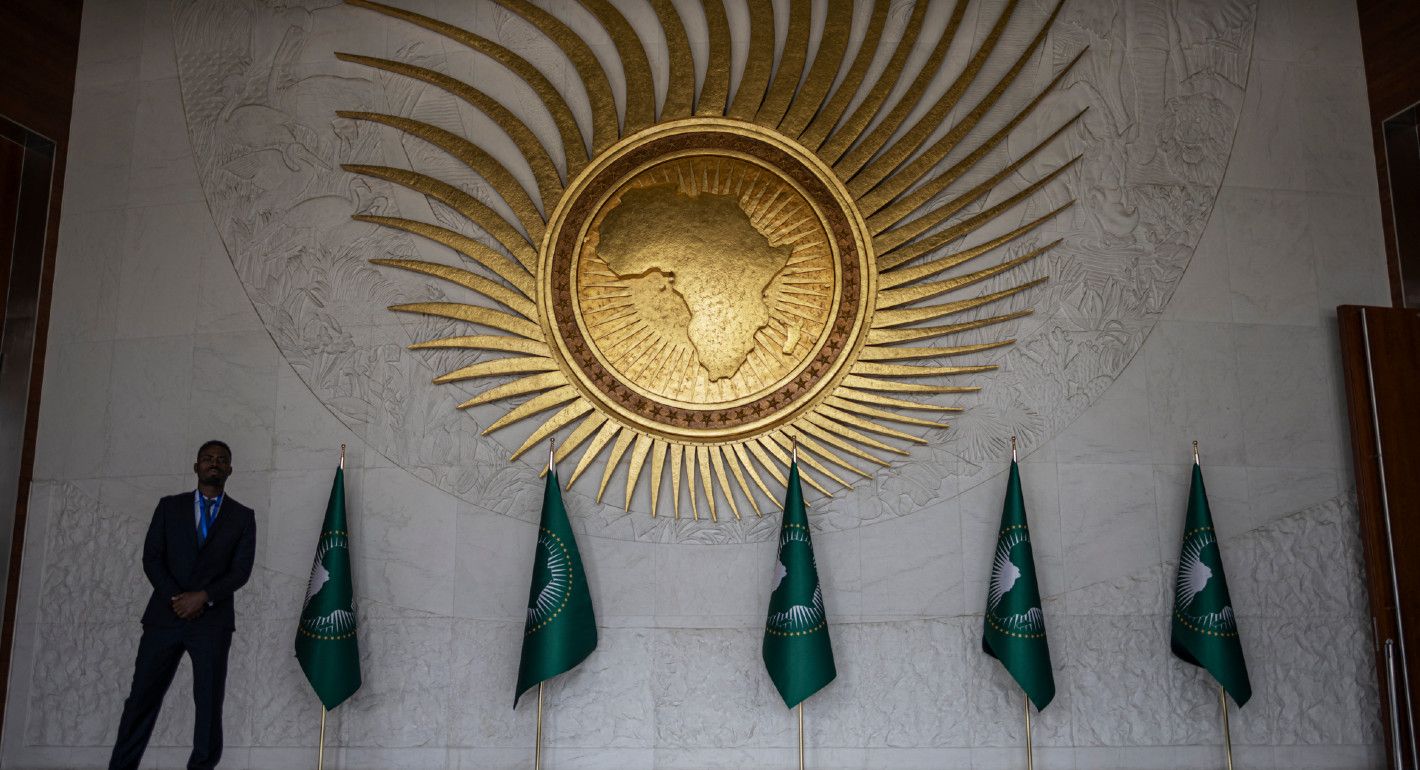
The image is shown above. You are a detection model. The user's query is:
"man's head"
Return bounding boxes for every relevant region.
[194,440,232,491]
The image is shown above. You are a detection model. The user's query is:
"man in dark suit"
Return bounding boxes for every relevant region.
[109,440,257,770]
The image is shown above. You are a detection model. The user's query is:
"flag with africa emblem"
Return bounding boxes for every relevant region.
[295,465,362,710]
[1171,458,1251,706]
[982,458,1055,711]
[762,458,836,709]
[515,461,598,706]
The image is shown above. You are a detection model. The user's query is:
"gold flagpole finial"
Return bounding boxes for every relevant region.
[791,433,799,465]
[1010,435,1017,462]
[339,443,346,470]
[1192,439,1200,465]
[549,437,556,476]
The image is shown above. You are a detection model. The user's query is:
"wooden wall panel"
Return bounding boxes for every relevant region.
[0,1,82,143]
[1339,305,1420,769]
[1356,0,1420,307]
[0,0,82,741]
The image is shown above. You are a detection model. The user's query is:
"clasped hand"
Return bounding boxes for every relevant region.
[170,591,209,620]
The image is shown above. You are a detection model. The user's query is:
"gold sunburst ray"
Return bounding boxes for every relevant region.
[815,0,931,165]
[344,164,536,267]
[494,0,620,154]
[774,0,851,136]
[878,203,1073,290]
[708,445,741,520]
[721,444,763,517]
[870,127,1082,253]
[596,430,636,503]
[648,0,693,120]
[338,111,545,242]
[512,400,593,460]
[623,434,654,511]
[410,335,548,357]
[333,53,565,211]
[798,0,889,150]
[372,258,536,319]
[343,0,589,175]
[732,442,776,508]
[814,403,928,443]
[773,432,859,486]
[684,444,701,520]
[877,240,1062,310]
[569,420,622,488]
[858,339,1014,362]
[647,438,668,516]
[354,215,536,297]
[342,0,1083,518]
[667,442,685,517]
[856,45,1088,215]
[456,370,563,409]
[831,0,974,180]
[867,109,1088,241]
[695,445,718,521]
[849,0,1071,203]
[802,410,907,457]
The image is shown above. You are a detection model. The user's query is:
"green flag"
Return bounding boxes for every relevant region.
[515,465,597,706]
[982,460,1055,710]
[1171,460,1252,705]
[762,459,836,709]
[295,466,362,710]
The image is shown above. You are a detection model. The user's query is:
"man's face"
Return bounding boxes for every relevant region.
[194,445,232,488]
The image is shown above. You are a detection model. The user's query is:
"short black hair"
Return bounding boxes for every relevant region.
[197,440,231,459]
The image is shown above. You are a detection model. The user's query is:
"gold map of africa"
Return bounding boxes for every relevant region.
[575,156,837,407]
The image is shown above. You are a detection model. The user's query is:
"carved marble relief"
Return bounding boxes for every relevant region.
[171,0,1257,543]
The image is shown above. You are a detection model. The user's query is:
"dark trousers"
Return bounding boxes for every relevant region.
[109,624,233,770]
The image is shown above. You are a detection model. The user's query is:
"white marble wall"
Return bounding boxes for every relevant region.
[0,0,1393,768]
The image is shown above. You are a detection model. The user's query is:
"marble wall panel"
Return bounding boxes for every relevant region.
[31,339,114,480]
[1142,321,1247,466]
[112,203,209,341]
[1235,323,1349,470]
[128,77,204,209]
[43,209,125,345]
[60,81,139,215]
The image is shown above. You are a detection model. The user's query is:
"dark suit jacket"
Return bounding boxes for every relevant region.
[140,491,257,631]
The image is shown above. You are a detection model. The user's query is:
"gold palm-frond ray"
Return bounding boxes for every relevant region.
[341,0,1083,520]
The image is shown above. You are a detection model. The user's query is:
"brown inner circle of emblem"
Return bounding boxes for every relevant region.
[546,127,866,433]
[578,154,836,405]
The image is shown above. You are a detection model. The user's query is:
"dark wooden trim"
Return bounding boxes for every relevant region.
[1371,119,1405,307]
[0,118,61,742]
[0,0,82,740]
[0,2,81,142]
[1339,304,1420,769]
[1357,0,1420,307]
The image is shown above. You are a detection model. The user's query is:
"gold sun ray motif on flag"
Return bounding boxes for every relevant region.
[338,0,1083,520]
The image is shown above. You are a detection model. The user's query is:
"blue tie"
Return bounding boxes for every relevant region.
[198,497,215,546]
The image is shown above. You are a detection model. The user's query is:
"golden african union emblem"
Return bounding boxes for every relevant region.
[339,0,1083,519]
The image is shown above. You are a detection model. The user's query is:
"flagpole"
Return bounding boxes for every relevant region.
[798,701,805,770]
[314,443,346,770]
[1024,693,1034,770]
[317,706,327,770]
[1220,684,1234,770]
[533,438,555,770]
[1011,435,1017,462]
[790,436,805,770]
[535,682,545,770]
[1195,441,1235,770]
